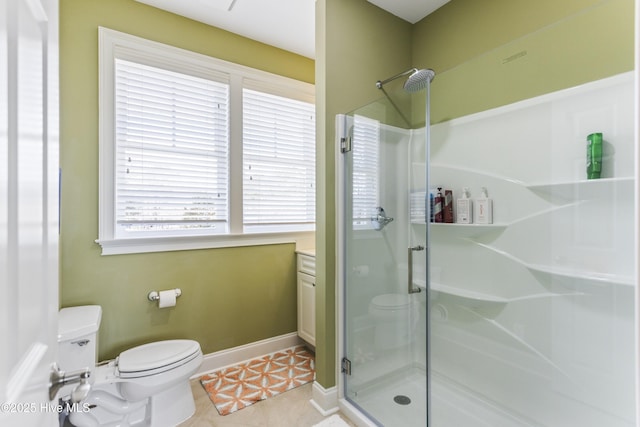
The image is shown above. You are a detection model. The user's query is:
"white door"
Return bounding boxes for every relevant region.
[0,0,59,426]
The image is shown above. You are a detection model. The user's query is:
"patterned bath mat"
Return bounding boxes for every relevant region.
[200,345,315,415]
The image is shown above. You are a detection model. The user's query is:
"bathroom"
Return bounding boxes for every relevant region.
[1,0,638,426]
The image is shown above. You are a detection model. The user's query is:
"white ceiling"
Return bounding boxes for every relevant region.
[135,0,450,59]
[367,0,450,24]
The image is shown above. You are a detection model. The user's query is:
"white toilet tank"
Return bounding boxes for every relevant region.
[58,305,102,374]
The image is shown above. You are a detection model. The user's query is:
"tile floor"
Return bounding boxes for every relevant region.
[180,379,357,427]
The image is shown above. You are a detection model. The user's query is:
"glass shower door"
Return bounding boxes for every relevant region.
[341,105,428,427]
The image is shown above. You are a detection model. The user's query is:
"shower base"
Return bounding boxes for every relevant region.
[351,368,534,427]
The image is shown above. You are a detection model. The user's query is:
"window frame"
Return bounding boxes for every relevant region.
[97,27,315,255]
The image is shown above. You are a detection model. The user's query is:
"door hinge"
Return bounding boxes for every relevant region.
[340,136,352,153]
[341,357,352,376]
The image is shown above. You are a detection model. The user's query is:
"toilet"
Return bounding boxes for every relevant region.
[57,305,203,427]
[368,294,417,350]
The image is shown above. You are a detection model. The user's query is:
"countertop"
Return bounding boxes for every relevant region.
[296,248,316,257]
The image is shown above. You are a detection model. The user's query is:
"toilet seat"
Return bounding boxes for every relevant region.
[370,293,411,311]
[118,339,201,378]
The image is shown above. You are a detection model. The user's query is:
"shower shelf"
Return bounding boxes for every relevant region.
[427,281,591,305]
[525,176,633,199]
[474,242,634,287]
[428,222,508,237]
[525,262,634,286]
[429,282,508,304]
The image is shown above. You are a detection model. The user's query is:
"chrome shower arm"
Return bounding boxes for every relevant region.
[376,68,418,89]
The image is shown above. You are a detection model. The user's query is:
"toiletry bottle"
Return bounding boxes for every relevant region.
[428,189,435,222]
[434,187,444,223]
[444,190,454,223]
[456,187,472,224]
[586,132,602,179]
[475,187,493,224]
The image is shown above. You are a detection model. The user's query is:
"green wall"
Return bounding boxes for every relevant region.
[59,0,314,360]
[317,0,633,390]
[413,0,634,123]
[315,0,412,388]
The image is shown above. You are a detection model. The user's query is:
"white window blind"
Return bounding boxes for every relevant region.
[242,88,316,232]
[352,115,380,226]
[98,28,316,254]
[114,58,230,236]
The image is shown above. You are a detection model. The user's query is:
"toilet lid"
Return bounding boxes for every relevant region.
[58,305,102,342]
[118,339,201,378]
[371,293,411,310]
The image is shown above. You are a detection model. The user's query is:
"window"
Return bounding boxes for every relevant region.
[243,88,315,232]
[351,115,380,227]
[98,28,315,255]
[114,59,230,236]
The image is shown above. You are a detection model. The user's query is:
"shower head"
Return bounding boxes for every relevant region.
[376,68,435,92]
[403,68,435,93]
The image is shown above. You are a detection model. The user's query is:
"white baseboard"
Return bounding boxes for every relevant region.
[310,381,339,416]
[191,332,304,378]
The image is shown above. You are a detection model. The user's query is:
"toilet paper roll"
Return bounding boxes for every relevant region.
[158,290,177,308]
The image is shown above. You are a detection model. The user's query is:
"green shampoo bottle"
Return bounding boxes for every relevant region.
[586,132,603,179]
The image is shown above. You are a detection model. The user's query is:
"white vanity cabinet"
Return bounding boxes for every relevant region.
[297,252,316,346]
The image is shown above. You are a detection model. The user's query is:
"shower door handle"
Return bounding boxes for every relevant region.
[408,245,424,294]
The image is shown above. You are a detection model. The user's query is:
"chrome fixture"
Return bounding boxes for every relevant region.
[376,68,435,92]
[408,245,425,294]
[376,68,417,89]
[375,68,436,126]
[49,364,91,402]
[403,68,436,92]
[371,207,394,231]
[148,288,182,301]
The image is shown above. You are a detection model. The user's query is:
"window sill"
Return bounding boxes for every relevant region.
[96,231,315,256]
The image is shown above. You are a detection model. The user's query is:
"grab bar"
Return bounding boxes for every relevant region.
[408,245,425,294]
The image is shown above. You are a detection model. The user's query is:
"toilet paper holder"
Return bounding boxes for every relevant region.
[148,288,182,302]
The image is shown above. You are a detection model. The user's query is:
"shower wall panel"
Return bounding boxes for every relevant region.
[428,72,635,426]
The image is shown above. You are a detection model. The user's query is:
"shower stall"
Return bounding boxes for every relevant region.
[336,64,637,425]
